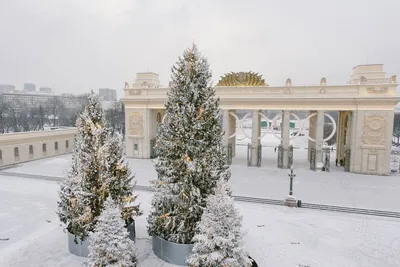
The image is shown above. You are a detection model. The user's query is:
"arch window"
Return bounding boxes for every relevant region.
[42,143,47,152]
[66,140,69,148]
[29,145,34,155]
[14,147,19,157]
[55,141,58,150]
[0,150,2,160]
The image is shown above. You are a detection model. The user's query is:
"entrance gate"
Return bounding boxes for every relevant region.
[150,139,157,159]
[277,145,294,168]
[310,148,316,171]
[247,144,262,167]
[277,145,283,168]
[344,149,351,172]
[288,146,294,168]
[223,144,233,165]
[322,148,330,171]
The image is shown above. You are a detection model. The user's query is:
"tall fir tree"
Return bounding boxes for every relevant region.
[147,44,230,244]
[57,91,140,241]
[57,91,107,241]
[187,179,252,267]
[87,197,137,267]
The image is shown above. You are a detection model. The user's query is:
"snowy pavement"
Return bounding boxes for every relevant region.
[3,139,400,212]
[1,175,400,267]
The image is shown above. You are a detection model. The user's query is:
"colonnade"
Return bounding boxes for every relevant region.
[222,109,342,171]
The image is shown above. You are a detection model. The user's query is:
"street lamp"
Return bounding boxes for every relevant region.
[288,165,296,196]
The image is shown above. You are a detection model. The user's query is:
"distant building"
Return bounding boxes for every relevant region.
[0,84,15,93]
[1,92,85,109]
[99,88,117,101]
[39,87,52,93]
[23,83,36,92]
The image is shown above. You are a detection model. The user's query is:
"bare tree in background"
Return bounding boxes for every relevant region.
[46,96,65,127]
[104,101,125,135]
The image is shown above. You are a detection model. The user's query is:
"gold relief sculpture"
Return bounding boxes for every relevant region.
[362,115,387,145]
[217,72,267,86]
[128,112,143,136]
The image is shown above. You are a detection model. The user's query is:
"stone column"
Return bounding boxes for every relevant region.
[336,111,343,163]
[308,111,317,161]
[228,110,236,157]
[251,110,261,166]
[222,110,230,147]
[315,110,325,169]
[281,110,290,168]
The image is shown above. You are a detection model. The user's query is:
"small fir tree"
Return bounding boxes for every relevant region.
[187,179,252,267]
[57,91,140,241]
[88,197,137,267]
[100,133,142,225]
[147,44,230,244]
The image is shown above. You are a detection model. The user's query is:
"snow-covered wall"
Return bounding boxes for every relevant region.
[0,128,76,167]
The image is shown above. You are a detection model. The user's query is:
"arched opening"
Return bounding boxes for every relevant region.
[0,150,2,161]
[42,143,47,152]
[156,112,162,124]
[29,145,34,158]
[65,140,69,149]
[14,147,19,161]
[55,141,59,151]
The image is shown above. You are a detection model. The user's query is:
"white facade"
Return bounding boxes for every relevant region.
[0,128,76,167]
[121,65,399,176]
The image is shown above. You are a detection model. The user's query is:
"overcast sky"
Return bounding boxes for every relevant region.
[1,0,399,97]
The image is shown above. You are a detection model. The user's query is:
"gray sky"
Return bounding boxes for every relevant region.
[1,0,399,98]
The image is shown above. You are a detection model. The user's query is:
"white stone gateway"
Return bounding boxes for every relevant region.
[121,65,399,176]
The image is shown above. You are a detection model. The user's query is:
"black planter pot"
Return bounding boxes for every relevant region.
[249,256,258,267]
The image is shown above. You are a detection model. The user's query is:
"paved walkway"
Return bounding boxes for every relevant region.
[3,146,400,212]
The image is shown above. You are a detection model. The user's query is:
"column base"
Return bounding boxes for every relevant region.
[277,145,293,169]
[247,143,262,167]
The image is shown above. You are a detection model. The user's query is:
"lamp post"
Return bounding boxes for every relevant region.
[288,165,295,196]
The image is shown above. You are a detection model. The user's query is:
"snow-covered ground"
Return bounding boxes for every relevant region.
[3,130,400,212]
[1,175,400,267]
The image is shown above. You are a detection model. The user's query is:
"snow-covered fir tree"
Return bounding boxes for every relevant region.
[187,179,252,267]
[147,44,230,244]
[57,91,108,241]
[100,133,142,225]
[88,197,137,267]
[57,91,140,241]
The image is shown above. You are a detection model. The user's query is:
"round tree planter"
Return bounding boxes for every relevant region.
[68,220,136,258]
[152,236,194,266]
[68,230,89,257]
[249,256,258,267]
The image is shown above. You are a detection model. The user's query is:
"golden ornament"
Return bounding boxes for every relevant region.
[196,108,204,119]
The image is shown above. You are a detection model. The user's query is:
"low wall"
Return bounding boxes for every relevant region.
[0,128,77,167]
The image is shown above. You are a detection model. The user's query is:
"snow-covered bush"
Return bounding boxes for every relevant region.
[187,179,252,267]
[87,197,137,267]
